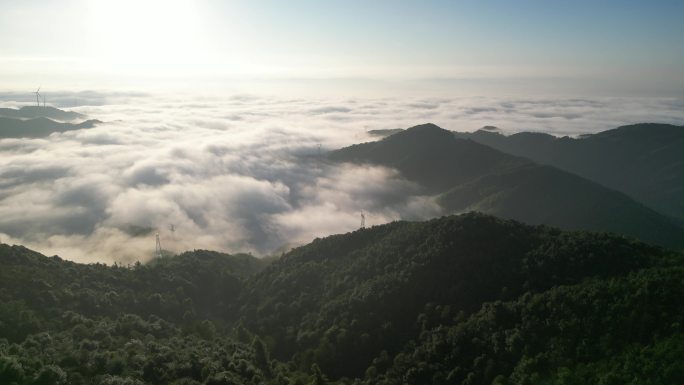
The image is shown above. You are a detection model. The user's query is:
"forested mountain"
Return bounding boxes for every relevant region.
[0,106,84,121]
[238,213,683,383]
[0,117,100,138]
[453,123,684,219]
[330,123,684,249]
[376,266,683,385]
[2,214,682,384]
[332,123,527,192]
[0,247,268,341]
[0,246,277,385]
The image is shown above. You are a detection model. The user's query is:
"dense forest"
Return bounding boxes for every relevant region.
[1,213,683,384]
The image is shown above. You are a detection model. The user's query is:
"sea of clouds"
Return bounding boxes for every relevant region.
[1,91,683,263]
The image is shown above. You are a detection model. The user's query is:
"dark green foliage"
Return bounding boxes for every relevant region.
[33,365,67,385]
[0,316,273,385]
[372,267,684,385]
[238,213,681,381]
[0,246,276,384]
[455,123,684,220]
[332,123,684,249]
[0,246,268,336]
[1,214,682,384]
[309,364,327,385]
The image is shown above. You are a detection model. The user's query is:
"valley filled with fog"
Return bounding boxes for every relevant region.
[1,91,683,263]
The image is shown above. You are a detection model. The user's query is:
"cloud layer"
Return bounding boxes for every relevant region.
[0,92,683,263]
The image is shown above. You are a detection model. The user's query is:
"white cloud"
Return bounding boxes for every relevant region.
[0,91,682,263]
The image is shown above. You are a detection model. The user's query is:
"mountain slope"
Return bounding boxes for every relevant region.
[455,123,684,219]
[0,106,84,121]
[331,123,526,192]
[0,116,101,138]
[238,213,682,380]
[0,245,269,340]
[0,246,279,385]
[331,123,684,249]
[1,214,682,384]
[437,163,684,248]
[374,265,684,385]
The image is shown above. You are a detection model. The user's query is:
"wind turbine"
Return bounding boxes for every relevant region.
[33,86,41,107]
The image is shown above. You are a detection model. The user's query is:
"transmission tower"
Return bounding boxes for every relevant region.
[155,232,163,258]
[169,224,175,240]
[360,212,366,229]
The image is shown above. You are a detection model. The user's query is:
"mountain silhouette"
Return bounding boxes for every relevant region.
[0,106,84,121]
[454,123,684,219]
[0,117,101,138]
[331,123,684,249]
[332,123,527,191]
[238,213,681,380]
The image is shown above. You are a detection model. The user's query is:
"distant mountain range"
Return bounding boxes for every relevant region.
[0,116,100,138]
[0,106,84,121]
[331,123,684,249]
[454,123,684,220]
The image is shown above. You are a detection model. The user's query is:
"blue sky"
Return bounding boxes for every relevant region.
[0,0,682,95]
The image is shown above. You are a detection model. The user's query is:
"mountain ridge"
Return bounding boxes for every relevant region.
[238,213,681,379]
[0,116,101,138]
[331,123,684,249]
[0,106,84,121]
[454,122,684,219]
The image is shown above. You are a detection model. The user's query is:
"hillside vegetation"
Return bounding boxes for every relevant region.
[1,214,682,384]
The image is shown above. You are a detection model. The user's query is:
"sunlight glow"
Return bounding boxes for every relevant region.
[87,0,215,77]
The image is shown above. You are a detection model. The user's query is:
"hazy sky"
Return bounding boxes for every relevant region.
[1,1,684,262]
[1,0,683,95]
